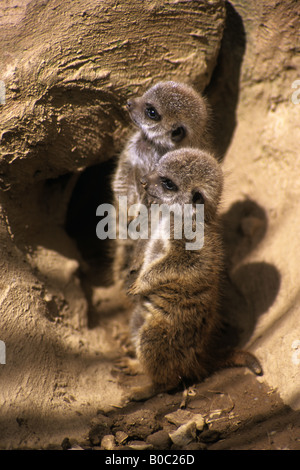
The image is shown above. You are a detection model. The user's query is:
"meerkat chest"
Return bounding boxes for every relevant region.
[129,133,161,173]
[140,219,171,275]
[144,238,168,266]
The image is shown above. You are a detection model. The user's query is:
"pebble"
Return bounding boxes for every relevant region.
[89,413,112,446]
[146,430,171,449]
[165,409,195,427]
[61,437,85,450]
[199,430,221,443]
[61,437,72,450]
[115,430,128,445]
[128,440,154,450]
[185,442,207,450]
[101,435,116,450]
[165,409,204,431]
[112,409,160,440]
[193,414,205,431]
[169,421,197,447]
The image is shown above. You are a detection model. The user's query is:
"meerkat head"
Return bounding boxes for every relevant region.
[140,148,223,222]
[126,81,209,150]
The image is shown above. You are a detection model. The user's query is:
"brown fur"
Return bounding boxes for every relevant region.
[125,148,262,398]
[112,81,211,284]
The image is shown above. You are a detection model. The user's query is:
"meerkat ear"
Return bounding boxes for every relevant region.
[192,190,216,223]
[192,190,205,206]
[171,125,186,143]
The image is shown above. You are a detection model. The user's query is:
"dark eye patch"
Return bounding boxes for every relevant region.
[160,177,178,191]
[171,126,186,143]
[145,104,161,121]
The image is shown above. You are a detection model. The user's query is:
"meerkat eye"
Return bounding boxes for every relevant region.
[160,177,178,191]
[145,104,160,121]
[192,191,205,204]
[171,126,186,143]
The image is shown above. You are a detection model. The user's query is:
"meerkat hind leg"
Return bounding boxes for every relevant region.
[128,373,183,402]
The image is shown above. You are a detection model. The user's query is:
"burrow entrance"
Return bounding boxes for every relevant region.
[65,157,117,290]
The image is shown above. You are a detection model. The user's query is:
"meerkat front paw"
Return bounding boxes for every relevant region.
[127,275,153,296]
[126,280,142,296]
[124,268,139,293]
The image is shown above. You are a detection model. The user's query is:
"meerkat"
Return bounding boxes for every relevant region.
[112,81,211,285]
[123,148,262,400]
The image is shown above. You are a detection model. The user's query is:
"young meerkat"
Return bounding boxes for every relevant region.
[124,148,262,400]
[112,81,211,284]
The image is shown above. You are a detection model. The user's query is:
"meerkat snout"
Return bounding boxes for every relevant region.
[140,171,159,185]
[140,175,148,188]
[126,99,134,110]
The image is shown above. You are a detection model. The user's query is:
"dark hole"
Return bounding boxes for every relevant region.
[65,158,117,287]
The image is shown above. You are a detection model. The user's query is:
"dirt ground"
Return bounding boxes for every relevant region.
[39,309,300,452]
[1,207,299,451]
[54,323,300,451]
[108,371,300,451]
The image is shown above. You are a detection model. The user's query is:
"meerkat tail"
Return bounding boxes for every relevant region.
[219,349,263,376]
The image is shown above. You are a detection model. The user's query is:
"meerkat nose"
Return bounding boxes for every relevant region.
[126,99,133,109]
[140,176,148,188]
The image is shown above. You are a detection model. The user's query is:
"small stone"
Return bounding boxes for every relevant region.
[165,409,204,432]
[146,430,171,449]
[89,413,112,446]
[61,437,72,450]
[194,414,205,431]
[169,421,197,447]
[115,430,128,445]
[128,440,154,450]
[165,409,195,427]
[112,409,160,440]
[207,416,232,435]
[185,442,207,450]
[101,434,116,450]
[199,430,221,443]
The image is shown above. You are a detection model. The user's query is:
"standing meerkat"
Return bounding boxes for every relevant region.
[112,81,211,285]
[124,148,262,399]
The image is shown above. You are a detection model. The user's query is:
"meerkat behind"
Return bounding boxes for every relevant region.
[112,81,211,285]
[125,148,262,398]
